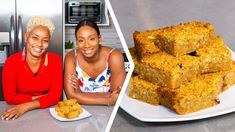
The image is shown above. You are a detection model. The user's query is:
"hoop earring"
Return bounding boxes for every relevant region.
[44,52,48,67]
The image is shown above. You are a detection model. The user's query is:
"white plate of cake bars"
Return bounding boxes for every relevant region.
[49,107,92,122]
[120,84,235,122]
[120,50,235,122]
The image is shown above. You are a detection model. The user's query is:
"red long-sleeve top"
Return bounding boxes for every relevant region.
[2,52,62,108]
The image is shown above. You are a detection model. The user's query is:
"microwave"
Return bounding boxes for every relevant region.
[67,0,102,24]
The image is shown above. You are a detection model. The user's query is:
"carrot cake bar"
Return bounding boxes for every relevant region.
[133,30,161,58]
[158,73,222,115]
[129,76,160,105]
[155,22,215,56]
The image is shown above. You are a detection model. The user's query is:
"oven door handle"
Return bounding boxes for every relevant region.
[10,15,15,54]
[17,15,23,51]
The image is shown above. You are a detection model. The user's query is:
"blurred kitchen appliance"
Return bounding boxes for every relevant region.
[122,53,130,73]
[0,32,10,66]
[67,0,102,24]
[0,0,63,101]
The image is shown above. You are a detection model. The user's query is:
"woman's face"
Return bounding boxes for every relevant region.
[24,25,50,58]
[76,25,100,59]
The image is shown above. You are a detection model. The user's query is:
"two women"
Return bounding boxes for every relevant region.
[1,18,126,120]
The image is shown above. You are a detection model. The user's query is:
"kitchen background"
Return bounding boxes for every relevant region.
[64,0,125,53]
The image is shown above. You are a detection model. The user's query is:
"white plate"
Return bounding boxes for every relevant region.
[120,50,235,122]
[49,107,92,121]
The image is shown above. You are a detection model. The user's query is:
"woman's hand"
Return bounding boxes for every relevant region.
[1,103,30,120]
[68,74,78,89]
[108,86,122,105]
[1,101,40,120]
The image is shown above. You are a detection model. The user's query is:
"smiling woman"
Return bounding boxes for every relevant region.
[1,16,62,120]
[64,19,126,105]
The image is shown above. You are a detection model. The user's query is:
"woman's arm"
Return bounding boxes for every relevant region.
[108,50,126,92]
[1,100,40,120]
[64,51,117,105]
[2,58,33,104]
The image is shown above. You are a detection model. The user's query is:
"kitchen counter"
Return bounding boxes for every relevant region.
[109,0,235,132]
[0,102,113,132]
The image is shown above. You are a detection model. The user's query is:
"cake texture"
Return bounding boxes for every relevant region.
[133,30,161,58]
[129,76,160,105]
[218,62,235,91]
[155,22,215,56]
[138,51,199,88]
[158,73,223,115]
[129,48,140,75]
[196,36,233,73]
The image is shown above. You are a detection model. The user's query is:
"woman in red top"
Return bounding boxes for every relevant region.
[1,16,62,120]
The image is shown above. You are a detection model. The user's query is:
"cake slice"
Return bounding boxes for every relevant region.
[128,76,160,105]
[133,30,161,58]
[155,22,215,56]
[219,62,235,91]
[197,36,233,73]
[138,51,200,88]
[158,73,223,115]
[129,48,140,75]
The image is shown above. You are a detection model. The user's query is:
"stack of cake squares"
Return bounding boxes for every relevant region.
[129,22,235,115]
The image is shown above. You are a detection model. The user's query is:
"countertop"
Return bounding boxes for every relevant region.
[111,108,235,132]
[109,0,235,132]
[0,102,113,132]
[110,0,235,52]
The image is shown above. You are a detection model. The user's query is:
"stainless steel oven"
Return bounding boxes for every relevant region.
[67,0,102,24]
